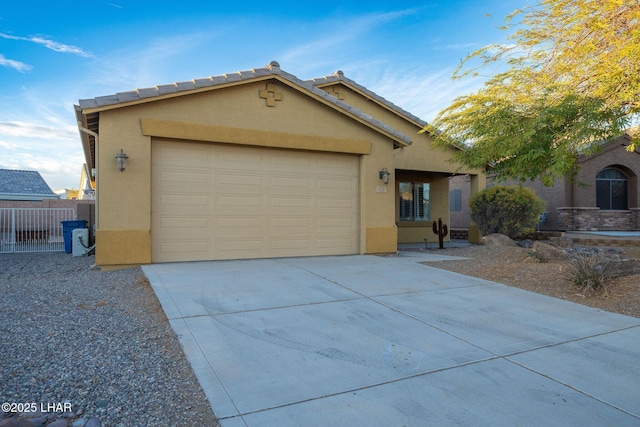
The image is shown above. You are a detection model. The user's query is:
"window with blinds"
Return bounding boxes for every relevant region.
[399,182,430,221]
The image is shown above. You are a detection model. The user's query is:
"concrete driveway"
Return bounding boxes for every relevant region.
[142,252,640,426]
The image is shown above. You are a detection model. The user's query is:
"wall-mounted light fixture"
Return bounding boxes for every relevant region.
[115,149,129,172]
[378,167,391,185]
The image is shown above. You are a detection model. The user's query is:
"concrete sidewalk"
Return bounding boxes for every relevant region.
[142,253,640,426]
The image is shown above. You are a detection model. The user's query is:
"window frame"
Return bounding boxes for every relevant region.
[398,181,430,222]
[596,168,628,210]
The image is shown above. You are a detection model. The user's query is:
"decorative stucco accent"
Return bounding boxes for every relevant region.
[331,86,345,100]
[259,83,283,107]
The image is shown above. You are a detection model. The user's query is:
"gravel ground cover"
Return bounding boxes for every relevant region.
[419,240,640,318]
[0,252,218,427]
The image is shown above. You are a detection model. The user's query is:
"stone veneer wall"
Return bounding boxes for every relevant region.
[557,207,640,231]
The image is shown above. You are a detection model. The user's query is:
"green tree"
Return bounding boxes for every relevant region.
[425,0,640,184]
[470,185,546,238]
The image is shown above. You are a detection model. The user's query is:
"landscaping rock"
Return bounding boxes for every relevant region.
[482,233,516,246]
[84,419,100,427]
[532,241,568,262]
[611,259,640,277]
[550,236,574,248]
[516,239,534,248]
[0,418,33,427]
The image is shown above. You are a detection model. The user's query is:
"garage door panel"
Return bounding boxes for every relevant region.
[158,193,210,207]
[159,241,209,255]
[317,217,357,229]
[318,177,357,191]
[159,171,209,185]
[217,195,264,208]
[270,176,312,190]
[152,140,359,262]
[317,238,356,249]
[270,239,311,250]
[157,216,209,229]
[270,217,311,228]
[316,200,357,216]
[217,239,264,255]
[218,172,265,187]
[269,153,313,169]
[217,217,263,228]
[217,149,264,168]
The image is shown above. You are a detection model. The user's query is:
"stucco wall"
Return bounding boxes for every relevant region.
[327,85,480,175]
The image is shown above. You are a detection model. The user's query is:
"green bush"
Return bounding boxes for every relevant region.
[470,185,546,239]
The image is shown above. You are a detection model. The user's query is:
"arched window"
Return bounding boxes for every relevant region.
[596,168,628,210]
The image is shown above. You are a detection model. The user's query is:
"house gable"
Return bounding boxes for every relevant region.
[310,71,481,175]
[76,62,411,176]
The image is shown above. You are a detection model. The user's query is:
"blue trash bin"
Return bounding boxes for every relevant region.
[61,220,88,253]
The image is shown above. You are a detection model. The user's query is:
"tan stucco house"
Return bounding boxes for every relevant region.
[75,61,484,268]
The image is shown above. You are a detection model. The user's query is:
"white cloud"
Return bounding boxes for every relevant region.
[344,64,485,122]
[0,121,77,140]
[0,139,20,150]
[0,32,93,57]
[0,54,32,72]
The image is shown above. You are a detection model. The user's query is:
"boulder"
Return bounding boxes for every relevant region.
[532,241,568,262]
[550,236,574,248]
[482,233,516,246]
[0,419,34,427]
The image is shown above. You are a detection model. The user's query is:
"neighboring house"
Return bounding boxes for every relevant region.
[0,169,58,201]
[451,132,640,232]
[54,188,79,199]
[77,164,96,200]
[75,61,485,268]
[544,133,640,231]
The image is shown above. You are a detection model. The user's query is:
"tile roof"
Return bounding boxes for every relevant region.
[77,61,412,145]
[309,70,429,128]
[0,169,57,199]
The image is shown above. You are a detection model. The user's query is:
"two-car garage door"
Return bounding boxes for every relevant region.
[151,140,359,262]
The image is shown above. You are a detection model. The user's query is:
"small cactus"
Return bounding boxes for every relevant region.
[433,218,448,249]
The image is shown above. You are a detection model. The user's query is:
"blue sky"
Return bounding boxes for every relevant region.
[0,0,523,190]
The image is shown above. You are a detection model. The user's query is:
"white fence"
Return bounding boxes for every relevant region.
[0,208,76,253]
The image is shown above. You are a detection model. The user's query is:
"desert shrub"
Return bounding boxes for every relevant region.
[562,253,616,296]
[469,185,546,239]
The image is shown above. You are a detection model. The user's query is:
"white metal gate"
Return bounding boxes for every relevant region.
[0,208,76,253]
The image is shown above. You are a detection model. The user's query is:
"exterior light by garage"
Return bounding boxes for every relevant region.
[379,167,391,185]
[115,149,129,172]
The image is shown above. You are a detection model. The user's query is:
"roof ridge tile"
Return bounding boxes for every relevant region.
[310,71,428,128]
